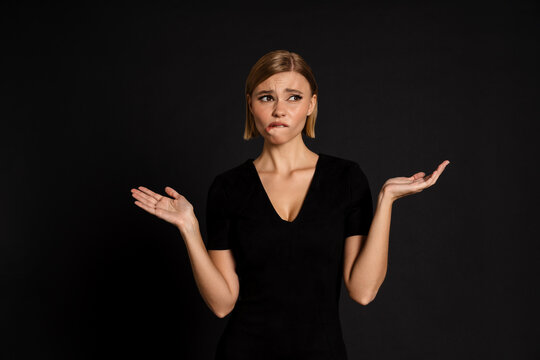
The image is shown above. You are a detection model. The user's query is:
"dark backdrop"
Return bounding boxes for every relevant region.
[2,1,538,359]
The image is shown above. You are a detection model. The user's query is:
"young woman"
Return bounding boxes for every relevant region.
[131,50,449,360]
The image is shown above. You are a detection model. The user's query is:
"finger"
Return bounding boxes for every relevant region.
[430,161,449,183]
[137,186,163,201]
[134,200,157,215]
[132,188,159,206]
[426,167,443,187]
[428,170,439,185]
[385,176,421,185]
[430,162,448,185]
[440,160,450,173]
[436,160,449,173]
[165,186,181,199]
[415,161,449,188]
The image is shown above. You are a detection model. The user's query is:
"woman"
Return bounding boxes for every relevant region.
[131,50,449,359]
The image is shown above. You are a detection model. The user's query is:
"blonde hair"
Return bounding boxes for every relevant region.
[243,50,319,140]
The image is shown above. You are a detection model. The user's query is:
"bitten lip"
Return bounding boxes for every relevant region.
[268,121,288,127]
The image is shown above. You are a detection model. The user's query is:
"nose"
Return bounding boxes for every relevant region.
[272,98,286,118]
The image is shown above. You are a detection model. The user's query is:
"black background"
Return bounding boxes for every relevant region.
[2,1,538,359]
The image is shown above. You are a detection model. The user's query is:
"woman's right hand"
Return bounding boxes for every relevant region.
[131,186,196,230]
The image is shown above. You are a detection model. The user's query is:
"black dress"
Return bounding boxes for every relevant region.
[205,152,374,360]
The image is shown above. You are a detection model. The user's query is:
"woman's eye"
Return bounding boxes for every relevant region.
[289,95,303,101]
[259,95,273,102]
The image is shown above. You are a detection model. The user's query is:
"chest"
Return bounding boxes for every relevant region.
[256,167,316,223]
[228,163,350,269]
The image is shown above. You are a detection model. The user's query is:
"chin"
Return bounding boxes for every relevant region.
[266,138,290,145]
[265,133,301,145]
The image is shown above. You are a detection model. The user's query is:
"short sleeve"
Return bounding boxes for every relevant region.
[205,175,232,250]
[344,163,374,237]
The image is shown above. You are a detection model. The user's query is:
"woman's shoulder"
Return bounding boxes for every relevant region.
[318,153,370,188]
[319,152,365,172]
[207,158,258,214]
[209,158,254,192]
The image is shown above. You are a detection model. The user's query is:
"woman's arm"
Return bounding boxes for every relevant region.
[343,190,392,305]
[131,185,239,318]
[343,160,450,305]
[179,217,239,318]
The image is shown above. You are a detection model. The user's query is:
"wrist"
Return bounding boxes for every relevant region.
[177,214,200,238]
[378,187,395,205]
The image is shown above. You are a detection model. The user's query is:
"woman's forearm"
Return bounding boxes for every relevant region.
[348,190,394,304]
[178,217,235,317]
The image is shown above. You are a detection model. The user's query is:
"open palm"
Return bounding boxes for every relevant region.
[383,160,450,201]
[131,186,194,228]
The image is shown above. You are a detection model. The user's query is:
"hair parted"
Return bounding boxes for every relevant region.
[243,50,319,140]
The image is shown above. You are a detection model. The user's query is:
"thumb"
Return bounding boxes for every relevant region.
[165,186,181,199]
[410,172,426,179]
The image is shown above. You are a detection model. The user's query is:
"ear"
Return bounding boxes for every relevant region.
[307,94,317,116]
[246,94,253,113]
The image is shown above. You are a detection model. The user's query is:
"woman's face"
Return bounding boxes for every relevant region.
[247,71,317,144]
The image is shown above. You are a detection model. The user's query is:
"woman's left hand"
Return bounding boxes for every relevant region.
[382,160,450,202]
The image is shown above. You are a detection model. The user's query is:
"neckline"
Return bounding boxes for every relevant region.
[248,152,323,224]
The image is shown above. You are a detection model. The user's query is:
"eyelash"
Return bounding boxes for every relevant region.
[258,94,303,102]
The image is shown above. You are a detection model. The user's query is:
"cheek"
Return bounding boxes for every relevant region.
[290,103,311,118]
[251,104,270,119]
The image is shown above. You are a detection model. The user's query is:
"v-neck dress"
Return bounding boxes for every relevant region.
[205,152,374,360]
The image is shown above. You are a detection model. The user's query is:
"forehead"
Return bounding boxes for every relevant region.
[255,71,310,91]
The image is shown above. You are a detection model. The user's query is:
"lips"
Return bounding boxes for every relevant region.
[266,121,288,131]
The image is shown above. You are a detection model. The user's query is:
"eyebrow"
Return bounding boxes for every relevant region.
[254,88,304,96]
